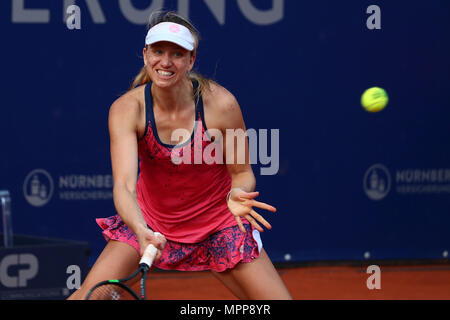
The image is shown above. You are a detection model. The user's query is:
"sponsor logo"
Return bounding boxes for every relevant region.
[23,169,54,207]
[0,254,39,288]
[58,174,113,200]
[23,169,113,207]
[364,164,450,200]
[11,0,285,26]
[363,164,391,201]
[395,168,450,194]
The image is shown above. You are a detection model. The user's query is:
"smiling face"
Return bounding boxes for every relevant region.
[143,41,196,89]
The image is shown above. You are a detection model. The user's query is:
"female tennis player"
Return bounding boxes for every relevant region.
[69,11,291,300]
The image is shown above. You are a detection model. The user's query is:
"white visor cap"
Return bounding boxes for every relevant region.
[145,22,195,51]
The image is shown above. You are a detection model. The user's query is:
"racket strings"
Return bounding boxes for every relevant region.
[87,283,138,300]
[86,272,142,300]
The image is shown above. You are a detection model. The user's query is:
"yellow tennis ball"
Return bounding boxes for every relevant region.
[361,87,388,112]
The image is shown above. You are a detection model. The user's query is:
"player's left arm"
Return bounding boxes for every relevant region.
[209,85,276,232]
[220,90,255,194]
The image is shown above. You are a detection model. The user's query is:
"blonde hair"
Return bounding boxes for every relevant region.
[129,11,215,100]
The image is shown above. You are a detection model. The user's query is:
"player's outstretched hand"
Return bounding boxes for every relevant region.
[226,188,276,233]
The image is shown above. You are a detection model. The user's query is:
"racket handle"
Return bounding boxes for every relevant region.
[139,232,163,267]
[140,244,157,268]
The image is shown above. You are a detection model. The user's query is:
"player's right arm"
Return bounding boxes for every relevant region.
[108,93,164,256]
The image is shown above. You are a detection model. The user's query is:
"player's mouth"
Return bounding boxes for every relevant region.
[156,69,175,79]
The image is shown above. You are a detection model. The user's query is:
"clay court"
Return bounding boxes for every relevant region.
[144,262,450,300]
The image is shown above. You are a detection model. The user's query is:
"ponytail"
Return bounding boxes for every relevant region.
[188,72,216,104]
[129,66,151,91]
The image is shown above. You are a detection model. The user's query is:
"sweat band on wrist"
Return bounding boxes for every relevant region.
[226,190,232,202]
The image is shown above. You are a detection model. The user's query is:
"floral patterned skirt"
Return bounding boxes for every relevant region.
[96,215,262,272]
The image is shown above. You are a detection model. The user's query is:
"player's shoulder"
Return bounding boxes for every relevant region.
[109,85,145,120]
[202,81,240,114]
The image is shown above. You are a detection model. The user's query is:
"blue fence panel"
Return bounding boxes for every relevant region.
[1,1,449,266]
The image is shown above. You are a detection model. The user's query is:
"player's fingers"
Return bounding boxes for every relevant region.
[237,191,259,200]
[156,243,164,252]
[235,216,246,233]
[250,210,272,230]
[250,200,277,212]
[155,250,162,262]
[153,232,167,250]
[244,214,264,233]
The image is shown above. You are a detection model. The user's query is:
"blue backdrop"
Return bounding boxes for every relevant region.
[1,0,449,266]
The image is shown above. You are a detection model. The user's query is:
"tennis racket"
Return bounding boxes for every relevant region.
[85,232,163,300]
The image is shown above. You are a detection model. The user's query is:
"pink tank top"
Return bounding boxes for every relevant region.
[136,81,237,243]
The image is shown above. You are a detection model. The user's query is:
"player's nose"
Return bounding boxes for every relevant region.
[160,53,172,67]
